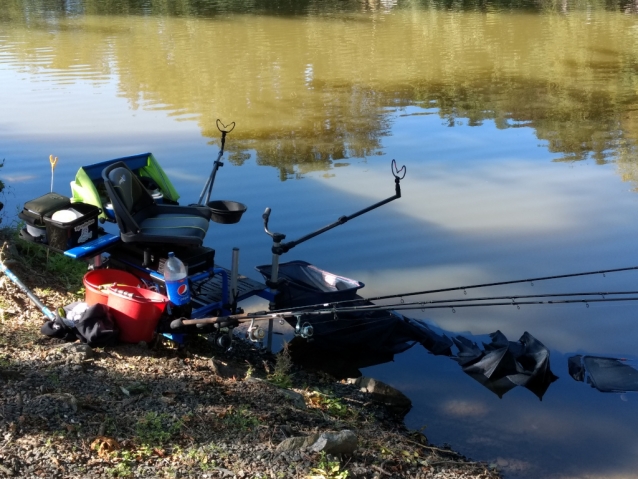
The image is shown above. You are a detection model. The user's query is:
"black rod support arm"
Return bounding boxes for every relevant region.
[264,160,406,255]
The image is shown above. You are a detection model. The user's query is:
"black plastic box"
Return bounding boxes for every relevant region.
[44,203,101,251]
[19,193,71,240]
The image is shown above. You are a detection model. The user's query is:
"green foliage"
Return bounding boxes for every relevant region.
[162,467,178,478]
[310,452,349,479]
[322,396,349,418]
[12,228,87,293]
[268,370,293,389]
[135,412,182,446]
[47,372,61,386]
[181,444,219,471]
[106,459,132,478]
[221,405,259,431]
[0,355,15,368]
[267,342,293,389]
[308,391,353,419]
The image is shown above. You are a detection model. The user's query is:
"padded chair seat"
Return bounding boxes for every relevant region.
[101,161,212,247]
[139,214,210,242]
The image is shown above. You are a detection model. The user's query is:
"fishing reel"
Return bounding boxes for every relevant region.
[293,315,314,340]
[208,327,234,350]
[246,318,266,343]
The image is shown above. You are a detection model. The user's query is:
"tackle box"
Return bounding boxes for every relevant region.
[18,192,71,240]
[44,202,101,251]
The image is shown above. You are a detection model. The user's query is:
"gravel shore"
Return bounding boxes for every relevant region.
[0,237,501,479]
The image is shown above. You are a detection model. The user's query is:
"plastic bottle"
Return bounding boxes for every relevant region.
[164,252,192,318]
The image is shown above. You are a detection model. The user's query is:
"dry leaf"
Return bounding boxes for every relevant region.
[90,436,120,459]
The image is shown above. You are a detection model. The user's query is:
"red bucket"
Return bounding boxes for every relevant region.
[107,286,168,343]
[83,269,141,306]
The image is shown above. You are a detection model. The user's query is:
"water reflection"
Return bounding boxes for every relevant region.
[288,316,638,479]
[290,321,559,399]
[287,298,637,401]
[3,0,638,182]
[268,252,557,400]
[569,355,638,393]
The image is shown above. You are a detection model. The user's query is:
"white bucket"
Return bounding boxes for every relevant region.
[26,224,46,239]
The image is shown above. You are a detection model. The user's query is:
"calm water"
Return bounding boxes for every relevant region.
[2,1,638,477]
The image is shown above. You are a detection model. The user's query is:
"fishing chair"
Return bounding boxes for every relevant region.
[102,162,212,252]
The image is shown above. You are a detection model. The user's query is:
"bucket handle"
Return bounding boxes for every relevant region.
[109,287,167,303]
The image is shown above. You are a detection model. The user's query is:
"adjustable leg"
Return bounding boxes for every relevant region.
[143,248,151,268]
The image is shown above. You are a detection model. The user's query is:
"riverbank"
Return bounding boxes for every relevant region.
[0,232,501,478]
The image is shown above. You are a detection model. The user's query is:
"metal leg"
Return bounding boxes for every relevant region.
[231,247,239,312]
[267,318,274,353]
[266,251,280,353]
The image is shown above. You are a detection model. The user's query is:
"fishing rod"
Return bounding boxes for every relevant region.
[266,295,638,328]
[228,294,638,335]
[368,265,638,301]
[295,290,638,313]
[171,293,638,331]
[267,264,638,314]
[354,296,638,314]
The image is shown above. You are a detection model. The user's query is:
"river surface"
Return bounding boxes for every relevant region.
[2,1,638,478]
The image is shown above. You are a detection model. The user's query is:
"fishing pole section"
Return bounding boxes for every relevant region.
[169,277,638,346]
[262,263,638,315]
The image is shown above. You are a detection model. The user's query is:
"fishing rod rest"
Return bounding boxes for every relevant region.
[262,160,406,257]
[262,207,285,291]
[198,119,235,206]
[262,207,285,243]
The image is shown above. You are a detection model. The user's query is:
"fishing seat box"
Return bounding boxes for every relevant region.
[44,202,101,251]
[19,192,71,241]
